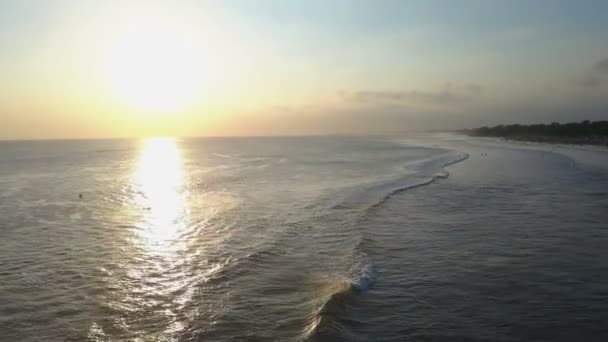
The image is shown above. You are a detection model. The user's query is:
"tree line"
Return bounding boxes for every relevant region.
[466,120,608,139]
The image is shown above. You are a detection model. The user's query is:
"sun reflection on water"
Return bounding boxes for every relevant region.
[132,137,186,249]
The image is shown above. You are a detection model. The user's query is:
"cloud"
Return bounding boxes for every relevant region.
[466,82,483,95]
[596,58,608,71]
[497,27,538,43]
[580,58,608,88]
[339,82,482,106]
[269,105,291,113]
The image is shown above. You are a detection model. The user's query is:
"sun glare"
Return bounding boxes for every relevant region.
[132,137,185,247]
[104,13,207,113]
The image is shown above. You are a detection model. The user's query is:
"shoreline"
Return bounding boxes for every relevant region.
[466,134,608,147]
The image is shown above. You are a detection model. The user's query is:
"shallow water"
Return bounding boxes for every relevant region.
[0,135,607,341]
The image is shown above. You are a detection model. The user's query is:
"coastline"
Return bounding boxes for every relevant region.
[470,134,608,147]
[455,134,608,172]
[461,121,608,147]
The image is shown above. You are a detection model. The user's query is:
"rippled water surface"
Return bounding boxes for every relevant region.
[1,135,607,341]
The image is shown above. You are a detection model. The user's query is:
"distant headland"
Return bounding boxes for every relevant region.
[463,120,608,146]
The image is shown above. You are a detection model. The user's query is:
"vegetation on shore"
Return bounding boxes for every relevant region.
[463,120,608,146]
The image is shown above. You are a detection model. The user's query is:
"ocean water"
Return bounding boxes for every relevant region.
[0,135,607,341]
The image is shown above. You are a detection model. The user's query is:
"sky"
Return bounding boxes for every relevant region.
[1,0,607,139]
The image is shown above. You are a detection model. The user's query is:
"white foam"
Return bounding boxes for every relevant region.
[336,150,469,209]
[352,256,375,291]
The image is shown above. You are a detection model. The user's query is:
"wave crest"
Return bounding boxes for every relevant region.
[335,150,469,209]
[302,257,375,341]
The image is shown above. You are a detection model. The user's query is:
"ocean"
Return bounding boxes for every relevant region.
[1,134,607,341]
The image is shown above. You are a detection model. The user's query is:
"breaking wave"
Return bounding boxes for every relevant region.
[302,256,375,341]
[335,150,469,209]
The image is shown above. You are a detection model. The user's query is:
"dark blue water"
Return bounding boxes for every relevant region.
[0,135,607,341]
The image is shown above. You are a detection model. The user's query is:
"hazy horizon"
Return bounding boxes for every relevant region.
[1,0,608,139]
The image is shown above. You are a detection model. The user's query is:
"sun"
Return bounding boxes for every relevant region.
[104,14,207,113]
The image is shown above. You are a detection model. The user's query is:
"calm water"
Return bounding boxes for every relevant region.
[1,135,607,341]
